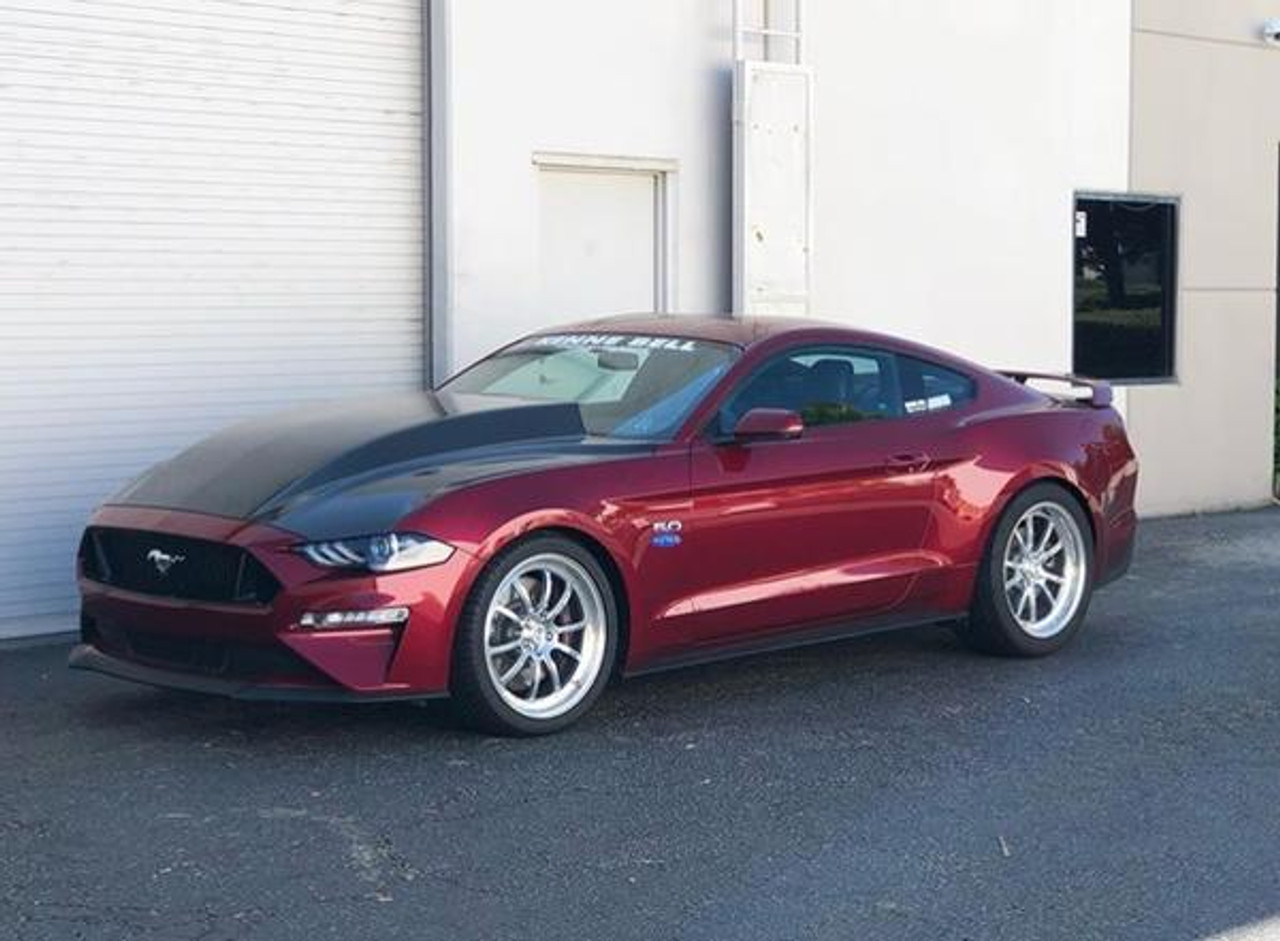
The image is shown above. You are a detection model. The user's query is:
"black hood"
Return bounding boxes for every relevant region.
[110,392,645,538]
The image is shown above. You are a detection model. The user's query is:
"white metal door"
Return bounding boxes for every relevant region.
[537,167,668,318]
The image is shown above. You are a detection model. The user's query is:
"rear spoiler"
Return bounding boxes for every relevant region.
[998,371,1113,409]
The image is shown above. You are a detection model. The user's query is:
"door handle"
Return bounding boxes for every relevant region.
[885,452,931,474]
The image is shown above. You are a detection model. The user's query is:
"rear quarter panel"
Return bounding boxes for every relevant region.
[919,400,1138,614]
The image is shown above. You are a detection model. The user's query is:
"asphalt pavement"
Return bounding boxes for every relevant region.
[2,508,1279,941]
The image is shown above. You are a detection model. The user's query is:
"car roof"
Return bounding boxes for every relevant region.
[547,313,881,345]
[546,313,979,368]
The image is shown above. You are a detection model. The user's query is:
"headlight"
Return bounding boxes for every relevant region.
[297,533,454,573]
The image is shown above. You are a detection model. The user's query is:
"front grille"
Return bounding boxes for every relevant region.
[80,527,281,605]
[83,616,325,682]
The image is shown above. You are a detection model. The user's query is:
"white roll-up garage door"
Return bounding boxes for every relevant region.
[0,1,424,631]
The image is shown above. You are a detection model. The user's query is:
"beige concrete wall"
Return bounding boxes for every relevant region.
[805,1,1130,374]
[1127,1,1278,514]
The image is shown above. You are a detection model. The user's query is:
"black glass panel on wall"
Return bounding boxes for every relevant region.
[1073,196,1177,381]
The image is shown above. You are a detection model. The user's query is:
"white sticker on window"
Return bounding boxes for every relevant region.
[529,333,698,353]
[927,394,952,410]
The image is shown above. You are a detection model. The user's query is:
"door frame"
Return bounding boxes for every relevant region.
[532,151,678,313]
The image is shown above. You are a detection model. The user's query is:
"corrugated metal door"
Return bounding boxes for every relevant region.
[0,1,424,628]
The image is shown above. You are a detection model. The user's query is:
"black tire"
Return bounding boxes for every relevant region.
[450,534,619,736]
[955,482,1095,657]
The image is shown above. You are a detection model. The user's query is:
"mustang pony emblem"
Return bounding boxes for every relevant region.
[145,548,185,576]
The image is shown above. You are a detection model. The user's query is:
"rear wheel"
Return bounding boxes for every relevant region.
[956,483,1094,657]
[451,535,617,736]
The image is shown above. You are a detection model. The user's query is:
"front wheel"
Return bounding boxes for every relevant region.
[450,535,618,736]
[956,483,1094,657]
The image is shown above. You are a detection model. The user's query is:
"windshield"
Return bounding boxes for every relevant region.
[442,332,739,440]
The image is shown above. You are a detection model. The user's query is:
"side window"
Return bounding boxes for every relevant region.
[720,347,903,432]
[896,356,976,415]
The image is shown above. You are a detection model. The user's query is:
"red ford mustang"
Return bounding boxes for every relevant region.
[72,316,1138,735]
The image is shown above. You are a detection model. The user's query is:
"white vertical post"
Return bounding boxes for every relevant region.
[795,0,805,64]
[732,0,743,61]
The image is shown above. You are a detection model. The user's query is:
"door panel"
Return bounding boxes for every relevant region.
[674,420,938,645]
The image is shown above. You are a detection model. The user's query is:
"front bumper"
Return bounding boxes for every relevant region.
[68,643,439,702]
[73,506,478,701]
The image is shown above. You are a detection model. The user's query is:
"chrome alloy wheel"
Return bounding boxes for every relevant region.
[1002,501,1089,640]
[482,553,608,720]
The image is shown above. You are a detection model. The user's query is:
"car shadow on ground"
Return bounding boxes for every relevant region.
[64,619,1068,752]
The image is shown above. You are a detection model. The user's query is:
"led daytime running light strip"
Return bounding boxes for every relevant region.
[299,607,410,629]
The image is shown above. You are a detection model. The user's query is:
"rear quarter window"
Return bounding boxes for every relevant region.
[897,356,976,415]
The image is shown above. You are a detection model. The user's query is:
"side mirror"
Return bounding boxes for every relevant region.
[731,407,804,441]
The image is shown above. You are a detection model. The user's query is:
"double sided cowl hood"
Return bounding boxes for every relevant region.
[109,392,625,538]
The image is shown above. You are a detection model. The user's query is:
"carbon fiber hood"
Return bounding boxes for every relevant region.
[107,391,634,537]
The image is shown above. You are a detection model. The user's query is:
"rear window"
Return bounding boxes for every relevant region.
[897,356,976,415]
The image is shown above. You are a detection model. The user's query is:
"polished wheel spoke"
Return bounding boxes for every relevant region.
[513,578,536,614]
[556,620,587,635]
[1035,582,1055,608]
[1036,516,1055,552]
[1017,586,1033,619]
[492,605,523,626]
[538,570,554,612]
[544,656,563,691]
[552,642,581,661]
[487,639,523,656]
[546,583,573,620]
[525,660,542,702]
[499,651,530,686]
